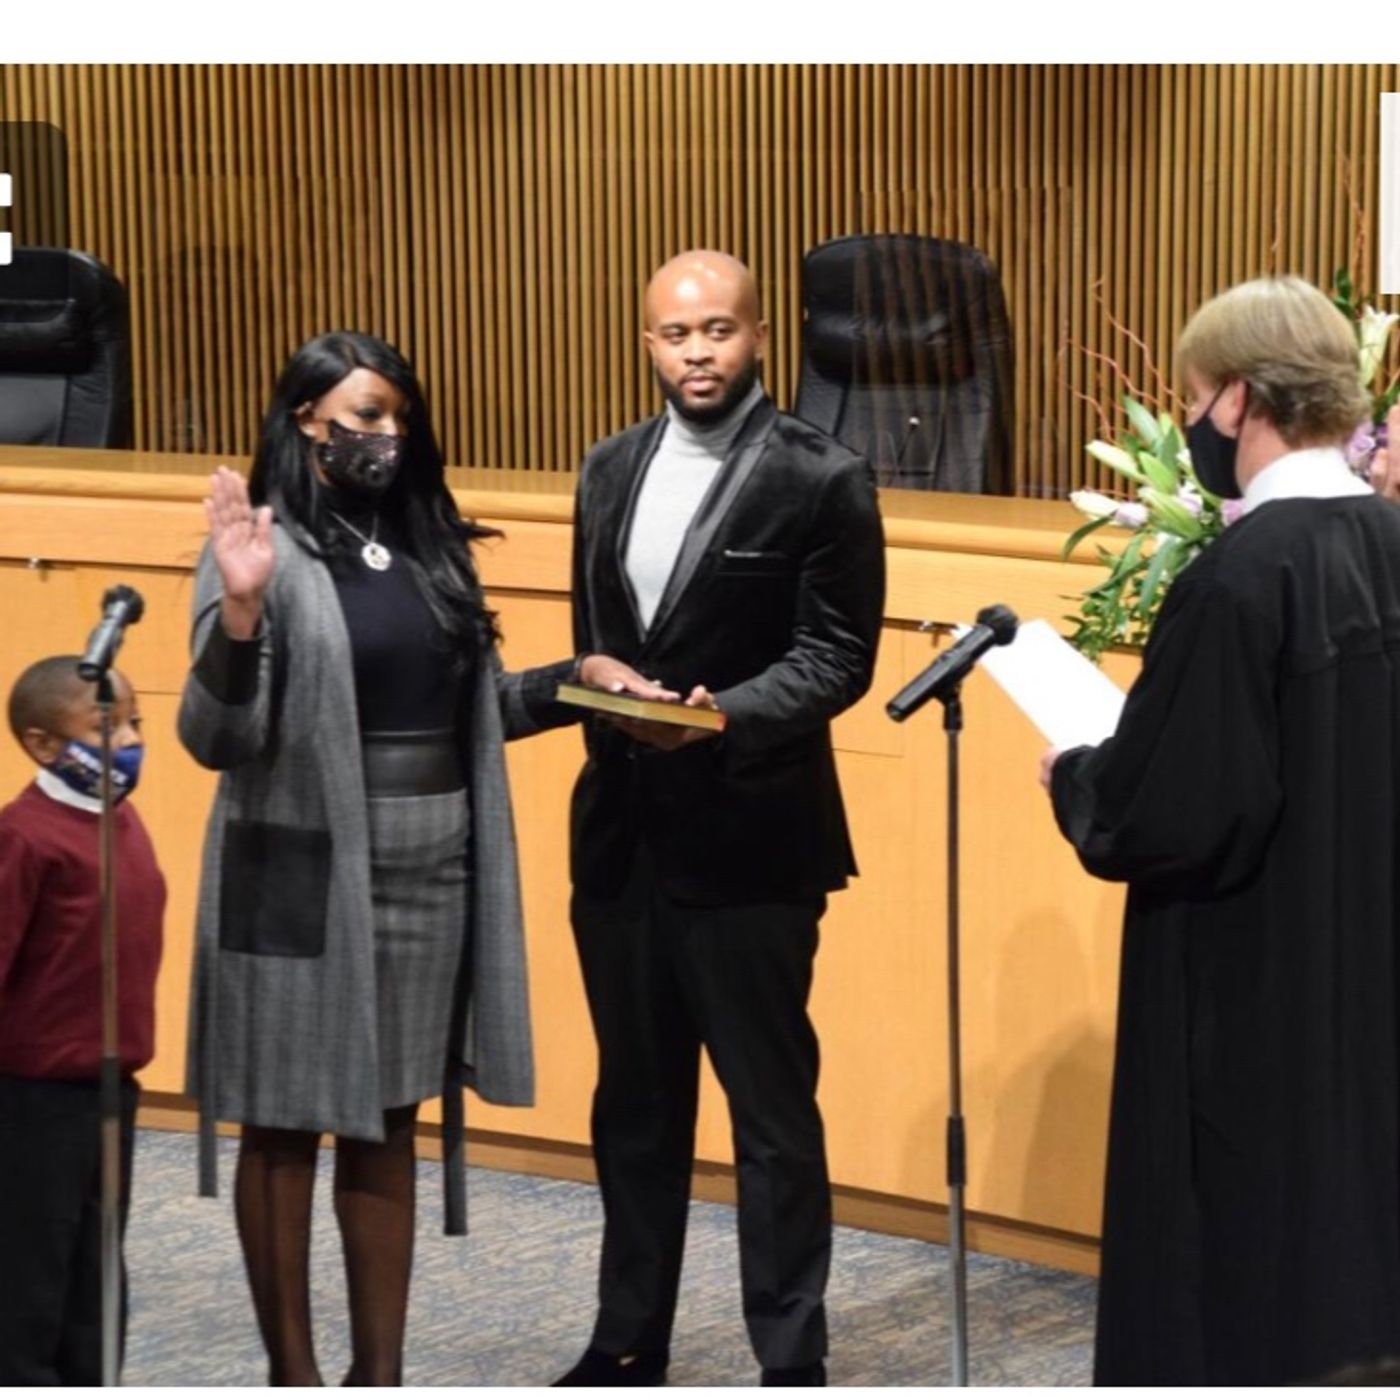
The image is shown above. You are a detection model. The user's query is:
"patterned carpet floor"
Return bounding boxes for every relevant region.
[121,1129,1095,1387]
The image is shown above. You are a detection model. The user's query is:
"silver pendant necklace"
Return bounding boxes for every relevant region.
[330,510,392,571]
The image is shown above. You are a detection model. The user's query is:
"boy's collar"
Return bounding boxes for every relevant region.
[35,766,103,814]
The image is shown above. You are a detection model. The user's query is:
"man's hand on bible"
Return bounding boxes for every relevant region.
[613,685,721,751]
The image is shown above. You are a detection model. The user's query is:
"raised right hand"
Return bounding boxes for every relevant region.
[205,466,274,637]
[206,466,274,598]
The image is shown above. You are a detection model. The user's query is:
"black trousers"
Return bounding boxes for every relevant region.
[572,845,831,1369]
[0,1074,138,1386]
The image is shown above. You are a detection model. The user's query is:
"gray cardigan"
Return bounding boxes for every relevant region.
[178,521,572,1232]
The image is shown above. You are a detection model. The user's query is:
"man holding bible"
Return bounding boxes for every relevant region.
[553,250,885,1387]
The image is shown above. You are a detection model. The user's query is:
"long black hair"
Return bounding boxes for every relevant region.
[248,331,499,658]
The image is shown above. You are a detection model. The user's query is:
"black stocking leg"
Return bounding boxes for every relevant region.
[334,1104,418,1386]
[234,1124,324,1386]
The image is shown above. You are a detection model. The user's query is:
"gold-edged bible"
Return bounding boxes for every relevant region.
[556,682,728,732]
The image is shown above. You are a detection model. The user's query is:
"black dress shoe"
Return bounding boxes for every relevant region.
[553,1347,669,1386]
[761,1360,827,1386]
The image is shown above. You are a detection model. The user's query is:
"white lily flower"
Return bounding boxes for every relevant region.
[1358,305,1399,388]
[1085,440,1141,476]
[1070,489,1120,520]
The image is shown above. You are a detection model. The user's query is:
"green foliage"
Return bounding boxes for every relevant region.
[1065,537,1156,664]
[1332,265,1357,318]
[1064,394,1230,662]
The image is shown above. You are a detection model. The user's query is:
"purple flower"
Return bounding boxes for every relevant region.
[1346,423,1378,471]
[1175,488,1204,518]
[1220,498,1246,527]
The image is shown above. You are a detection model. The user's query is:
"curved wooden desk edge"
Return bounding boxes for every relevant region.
[0,447,1123,565]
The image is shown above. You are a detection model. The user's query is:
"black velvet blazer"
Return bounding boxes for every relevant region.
[567,396,886,905]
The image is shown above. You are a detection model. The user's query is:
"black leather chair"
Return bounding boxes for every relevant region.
[0,248,132,447]
[794,235,1014,493]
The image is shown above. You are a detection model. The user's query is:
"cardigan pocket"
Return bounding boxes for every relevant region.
[219,819,332,958]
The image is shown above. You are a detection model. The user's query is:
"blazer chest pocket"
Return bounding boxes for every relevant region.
[219,819,332,958]
[716,548,792,579]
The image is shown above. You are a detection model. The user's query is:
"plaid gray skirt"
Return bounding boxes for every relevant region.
[367,787,472,1111]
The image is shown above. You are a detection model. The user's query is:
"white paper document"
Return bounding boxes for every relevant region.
[969,618,1127,750]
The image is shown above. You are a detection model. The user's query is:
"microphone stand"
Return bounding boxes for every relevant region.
[939,682,970,1387]
[887,604,1017,1386]
[95,669,123,1388]
[77,583,143,1386]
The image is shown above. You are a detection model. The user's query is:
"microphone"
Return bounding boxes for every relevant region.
[886,603,1018,722]
[895,414,922,464]
[78,585,146,682]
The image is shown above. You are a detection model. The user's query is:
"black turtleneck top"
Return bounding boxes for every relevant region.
[323,499,467,734]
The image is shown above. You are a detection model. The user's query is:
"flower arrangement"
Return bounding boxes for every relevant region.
[1333,267,1400,476]
[1062,397,1235,662]
[1063,268,1399,662]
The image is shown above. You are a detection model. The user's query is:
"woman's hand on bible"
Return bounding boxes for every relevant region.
[205,466,274,637]
[577,654,680,702]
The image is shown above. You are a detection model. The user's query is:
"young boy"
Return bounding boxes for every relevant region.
[0,655,165,1385]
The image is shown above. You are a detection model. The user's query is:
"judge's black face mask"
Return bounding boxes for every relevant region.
[1187,383,1245,500]
[316,418,405,499]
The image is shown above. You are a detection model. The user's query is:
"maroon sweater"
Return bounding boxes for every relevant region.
[0,783,165,1079]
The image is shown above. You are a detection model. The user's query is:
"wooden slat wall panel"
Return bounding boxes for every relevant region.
[0,64,1396,495]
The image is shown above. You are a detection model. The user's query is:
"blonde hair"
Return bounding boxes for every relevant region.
[1176,276,1368,446]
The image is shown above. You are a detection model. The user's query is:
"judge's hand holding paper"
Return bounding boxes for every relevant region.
[941,618,1127,786]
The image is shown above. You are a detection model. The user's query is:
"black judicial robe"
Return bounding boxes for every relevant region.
[1052,493,1400,1386]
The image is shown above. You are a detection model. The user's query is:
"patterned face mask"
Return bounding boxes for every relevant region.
[316,418,405,498]
[46,738,144,804]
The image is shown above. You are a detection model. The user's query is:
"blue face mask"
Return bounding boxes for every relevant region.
[46,739,144,804]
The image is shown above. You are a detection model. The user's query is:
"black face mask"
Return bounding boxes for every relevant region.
[1187,383,1245,500]
[316,417,405,498]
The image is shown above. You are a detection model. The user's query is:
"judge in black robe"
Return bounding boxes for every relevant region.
[1048,275,1400,1385]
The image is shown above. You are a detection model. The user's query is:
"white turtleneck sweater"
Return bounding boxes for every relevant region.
[624,382,764,632]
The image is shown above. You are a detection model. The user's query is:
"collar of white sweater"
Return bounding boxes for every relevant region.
[35,766,104,814]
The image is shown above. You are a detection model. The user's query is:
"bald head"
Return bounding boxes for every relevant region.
[643,250,767,425]
[644,250,761,328]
